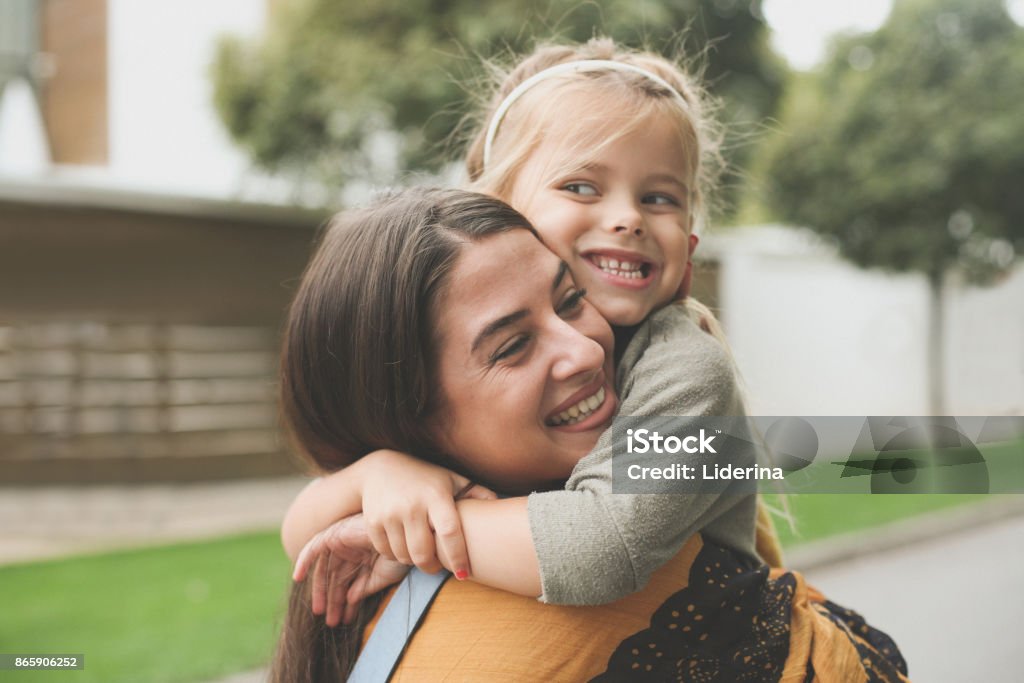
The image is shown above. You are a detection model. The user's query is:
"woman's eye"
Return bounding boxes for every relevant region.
[490,335,530,363]
[557,288,587,316]
[563,182,599,197]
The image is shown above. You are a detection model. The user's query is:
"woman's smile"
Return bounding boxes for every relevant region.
[432,229,618,491]
[545,377,616,432]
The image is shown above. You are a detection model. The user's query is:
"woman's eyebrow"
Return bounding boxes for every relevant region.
[470,261,569,353]
[471,310,529,353]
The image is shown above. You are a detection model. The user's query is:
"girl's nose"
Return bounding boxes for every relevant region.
[605,196,645,237]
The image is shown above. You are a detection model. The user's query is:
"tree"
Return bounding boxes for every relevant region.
[211,0,785,214]
[758,0,1024,415]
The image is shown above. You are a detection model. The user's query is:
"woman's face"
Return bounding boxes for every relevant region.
[432,229,618,492]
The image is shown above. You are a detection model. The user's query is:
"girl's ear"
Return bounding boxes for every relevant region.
[675,233,700,300]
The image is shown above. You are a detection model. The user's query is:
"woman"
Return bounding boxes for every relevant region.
[270,187,908,682]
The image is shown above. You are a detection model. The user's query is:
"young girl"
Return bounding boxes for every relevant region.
[284,38,784,609]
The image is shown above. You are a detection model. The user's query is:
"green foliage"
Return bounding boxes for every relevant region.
[759,0,1024,283]
[211,0,785,210]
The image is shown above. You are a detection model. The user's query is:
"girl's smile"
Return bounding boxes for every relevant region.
[582,248,658,289]
[509,113,696,327]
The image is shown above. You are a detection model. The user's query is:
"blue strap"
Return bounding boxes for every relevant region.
[346,568,450,683]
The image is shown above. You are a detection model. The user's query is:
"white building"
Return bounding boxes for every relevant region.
[0,0,270,198]
[706,226,1023,416]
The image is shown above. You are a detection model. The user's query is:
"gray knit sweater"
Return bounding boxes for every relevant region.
[527,303,759,605]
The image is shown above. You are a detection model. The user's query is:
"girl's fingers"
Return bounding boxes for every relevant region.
[429,502,470,579]
[366,523,395,561]
[460,483,497,500]
[383,520,412,565]
[406,515,442,574]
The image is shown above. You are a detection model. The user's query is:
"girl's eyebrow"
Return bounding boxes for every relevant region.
[648,173,689,192]
[470,261,569,353]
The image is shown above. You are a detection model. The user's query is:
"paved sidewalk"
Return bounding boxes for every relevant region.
[0,476,310,566]
[801,511,1024,683]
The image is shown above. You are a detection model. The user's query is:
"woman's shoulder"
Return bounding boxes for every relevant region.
[385,536,705,681]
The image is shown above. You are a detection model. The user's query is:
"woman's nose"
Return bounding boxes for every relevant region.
[550,319,606,382]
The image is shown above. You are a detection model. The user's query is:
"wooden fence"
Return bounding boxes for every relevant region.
[0,322,293,482]
[0,184,324,483]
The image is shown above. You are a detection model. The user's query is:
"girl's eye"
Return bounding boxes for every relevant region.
[643,193,681,207]
[490,335,530,364]
[563,182,599,197]
[557,288,587,316]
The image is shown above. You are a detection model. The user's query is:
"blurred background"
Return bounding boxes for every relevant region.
[1,1,1021,682]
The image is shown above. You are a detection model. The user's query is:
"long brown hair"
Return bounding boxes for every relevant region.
[280,186,534,472]
[272,187,534,682]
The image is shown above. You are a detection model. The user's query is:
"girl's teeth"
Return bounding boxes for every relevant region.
[594,257,645,279]
[550,387,606,425]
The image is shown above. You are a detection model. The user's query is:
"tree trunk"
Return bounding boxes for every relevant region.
[926,270,946,417]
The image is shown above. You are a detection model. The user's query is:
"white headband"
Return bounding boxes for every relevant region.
[482,59,689,168]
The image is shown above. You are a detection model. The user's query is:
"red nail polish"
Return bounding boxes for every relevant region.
[454,569,469,580]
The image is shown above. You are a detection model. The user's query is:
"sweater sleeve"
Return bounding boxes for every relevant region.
[527,305,757,605]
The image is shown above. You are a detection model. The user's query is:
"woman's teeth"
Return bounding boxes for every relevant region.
[595,256,645,279]
[549,386,606,426]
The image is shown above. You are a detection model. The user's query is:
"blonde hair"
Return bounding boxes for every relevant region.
[463,38,730,343]
[461,38,788,565]
[464,37,723,235]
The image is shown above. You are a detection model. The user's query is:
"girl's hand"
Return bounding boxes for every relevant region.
[360,449,496,579]
[293,513,410,626]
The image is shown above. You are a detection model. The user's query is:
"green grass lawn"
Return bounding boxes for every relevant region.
[769,435,1022,547]
[767,493,990,547]
[0,532,290,683]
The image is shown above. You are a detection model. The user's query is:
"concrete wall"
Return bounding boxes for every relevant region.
[713,226,1023,417]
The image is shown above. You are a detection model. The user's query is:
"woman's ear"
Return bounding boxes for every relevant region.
[675,233,700,300]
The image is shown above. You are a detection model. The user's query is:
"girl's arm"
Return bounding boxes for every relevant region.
[450,497,540,595]
[292,498,540,626]
[281,465,365,562]
[284,454,541,595]
[282,450,496,579]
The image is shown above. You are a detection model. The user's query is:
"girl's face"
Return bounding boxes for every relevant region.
[432,229,618,492]
[509,114,697,327]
